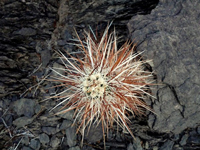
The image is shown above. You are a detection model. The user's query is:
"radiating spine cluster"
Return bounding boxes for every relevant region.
[48,24,154,148]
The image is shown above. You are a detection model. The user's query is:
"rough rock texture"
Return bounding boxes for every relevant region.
[128,0,200,134]
[1,0,200,149]
[51,0,159,53]
[0,0,57,98]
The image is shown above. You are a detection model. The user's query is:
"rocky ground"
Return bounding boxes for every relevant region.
[0,0,200,150]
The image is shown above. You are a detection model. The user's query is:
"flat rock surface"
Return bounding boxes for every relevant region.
[128,0,200,135]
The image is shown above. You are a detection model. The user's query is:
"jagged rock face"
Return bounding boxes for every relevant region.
[53,0,159,50]
[128,0,200,134]
[0,0,58,97]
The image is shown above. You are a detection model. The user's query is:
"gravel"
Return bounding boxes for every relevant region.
[66,126,77,147]
[39,133,50,146]
[1,0,200,149]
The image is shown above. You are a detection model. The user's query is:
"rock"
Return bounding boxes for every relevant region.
[12,98,36,117]
[152,146,158,150]
[84,124,103,143]
[144,141,149,149]
[60,137,68,149]
[40,49,51,67]
[42,126,57,135]
[50,136,60,148]
[21,136,30,145]
[39,133,50,145]
[21,146,32,150]
[189,130,197,136]
[173,144,183,150]
[159,140,174,150]
[127,139,143,150]
[197,126,200,134]
[172,134,180,141]
[66,126,77,147]
[148,87,183,133]
[52,0,159,58]
[34,104,41,114]
[0,82,6,97]
[0,56,17,69]
[60,120,72,130]
[51,62,65,79]
[3,114,13,126]
[35,41,51,67]
[127,143,134,150]
[13,116,33,128]
[128,0,200,135]
[180,134,189,146]
[132,137,143,150]
[14,27,37,36]
[68,146,81,150]
[30,139,40,150]
[187,134,200,145]
[57,110,74,121]
[0,0,57,98]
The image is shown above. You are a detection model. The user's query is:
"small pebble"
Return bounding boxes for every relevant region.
[180,134,189,146]
[50,136,60,148]
[30,139,40,150]
[13,116,33,128]
[42,126,57,135]
[66,126,77,147]
[12,98,36,117]
[60,120,72,130]
[68,146,81,150]
[39,133,50,145]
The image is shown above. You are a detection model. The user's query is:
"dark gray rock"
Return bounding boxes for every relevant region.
[0,82,6,96]
[22,146,32,150]
[66,126,77,147]
[148,87,183,133]
[128,0,200,134]
[34,103,41,114]
[197,126,200,134]
[180,134,189,146]
[39,133,50,145]
[187,134,200,145]
[160,140,174,150]
[50,136,60,148]
[0,0,57,98]
[12,98,36,117]
[127,137,143,150]
[60,0,158,25]
[132,137,143,150]
[42,126,57,135]
[14,27,37,36]
[84,124,103,143]
[57,110,74,121]
[35,41,51,67]
[60,120,72,130]
[127,143,134,150]
[51,0,159,56]
[30,139,40,150]
[68,146,81,150]
[13,116,33,128]
[173,144,183,150]
[21,136,30,145]
[2,114,13,126]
